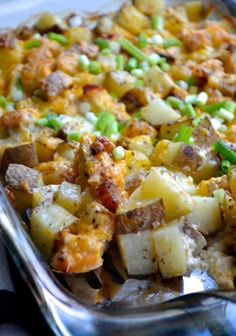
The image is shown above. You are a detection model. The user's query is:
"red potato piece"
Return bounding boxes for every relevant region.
[115,199,165,234]
[1,142,39,174]
[5,163,41,193]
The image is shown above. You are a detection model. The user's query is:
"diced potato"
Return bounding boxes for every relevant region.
[34,137,62,162]
[143,66,174,98]
[185,1,204,22]
[125,149,151,175]
[134,0,164,15]
[130,167,193,221]
[129,135,154,158]
[117,231,157,275]
[34,12,67,32]
[228,168,236,200]
[32,184,59,207]
[141,98,180,126]
[103,71,136,99]
[150,139,181,167]
[115,3,149,35]
[185,196,222,235]
[152,218,187,279]
[64,26,94,44]
[11,190,33,212]
[30,203,77,258]
[54,181,81,214]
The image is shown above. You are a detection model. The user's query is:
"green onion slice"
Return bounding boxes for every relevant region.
[119,38,145,61]
[47,32,68,46]
[173,125,193,144]
[212,140,236,164]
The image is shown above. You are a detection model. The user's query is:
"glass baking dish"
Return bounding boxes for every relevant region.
[0,0,236,335]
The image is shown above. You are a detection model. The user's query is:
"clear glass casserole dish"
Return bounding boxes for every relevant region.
[0,0,236,335]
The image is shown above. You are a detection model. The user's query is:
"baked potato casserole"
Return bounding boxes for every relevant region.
[0,0,236,304]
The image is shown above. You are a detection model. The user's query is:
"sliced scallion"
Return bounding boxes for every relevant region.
[138,33,148,49]
[173,125,193,144]
[117,54,124,70]
[119,38,145,61]
[113,146,125,160]
[47,32,68,46]
[88,61,101,74]
[78,54,90,70]
[24,40,41,49]
[220,159,231,174]
[151,15,164,30]
[184,103,196,117]
[67,131,81,141]
[162,37,182,49]
[212,140,236,164]
[125,57,138,71]
[213,188,225,203]
[95,37,109,50]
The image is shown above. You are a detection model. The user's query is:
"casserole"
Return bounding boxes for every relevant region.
[0,0,235,334]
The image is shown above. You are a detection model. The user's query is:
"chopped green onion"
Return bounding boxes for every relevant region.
[132,111,142,119]
[151,15,164,30]
[113,146,125,160]
[173,125,193,144]
[138,33,148,49]
[135,79,144,87]
[33,88,44,98]
[217,124,228,133]
[147,53,160,66]
[47,32,68,46]
[96,111,118,138]
[119,38,145,61]
[186,76,196,86]
[202,101,228,113]
[117,54,124,70]
[185,94,198,105]
[212,140,236,164]
[192,113,207,127]
[24,40,41,49]
[160,62,170,72]
[78,54,90,70]
[0,95,14,111]
[158,57,167,65]
[101,48,111,55]
[224,101,236,114]
[16,77,22,91]
[95,37,109,50]
[67,131,81,141]
[162,37,182,49]
[166,96,185,110]
[47,114,63,131]
[131,69,144,78]
[184,103,196,117]
[125,57,138,71]
[216,108,234,123]
[196,92,208,106]
[35,117,49,127]
[220,159,231,174]
[88,61,101,74]
[139,60,150,71]
[213,188,225,203]
[118,120,128,132]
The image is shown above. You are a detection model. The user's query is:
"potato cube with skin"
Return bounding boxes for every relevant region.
[54,181,81,214]
[134,0,164,15]
[150,139,181,167]
[130,167,193,221]
[115,3,149,35]
[30,203,77,258]
[117,231,157,275]
[141,98,180,126]
[152,218,187,279]
[185,196,222,235]
[103,71,136,99]
[32,185,59,207]
[143,66,174,98]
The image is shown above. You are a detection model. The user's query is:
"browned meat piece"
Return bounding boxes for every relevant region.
[56,48,80,75]
[0,32,15,48]
[41,70,73,100]
[181,29,211,52]
[120,118,157,139]
[1,143,39,174]
[76,134,127,212]
[207,73,236,98]
[5,164,41,193]
[76,41,99,59]
[115,199,165,234]
[0,108,37,130]
[121,87,155,113]
[192,59,224,78]
[52,202,114,273]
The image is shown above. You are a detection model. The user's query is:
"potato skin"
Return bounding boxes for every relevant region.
[115,199,165,234]
[1,142,39,174]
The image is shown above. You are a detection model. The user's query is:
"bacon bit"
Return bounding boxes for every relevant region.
[90,136,115,155]
[83,84,104,95]
[96,181,123,212]
[0,33,15,48]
